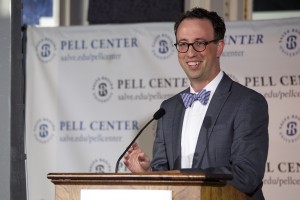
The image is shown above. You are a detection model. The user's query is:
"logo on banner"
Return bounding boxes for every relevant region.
[33,118,55,143]
[36,38,56,62]
[152,33,175,60]
[89,158,112,172]
[279,115,300,143]
[279,29,300,56]
[92,76,113,103]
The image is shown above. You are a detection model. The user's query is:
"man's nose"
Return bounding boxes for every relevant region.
[186,45,198,56]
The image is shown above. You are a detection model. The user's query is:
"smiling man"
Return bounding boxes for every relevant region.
[124,7,269,200]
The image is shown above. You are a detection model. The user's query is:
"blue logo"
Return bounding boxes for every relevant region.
[279,29,300,56]
[152,33,175,60]
[34,118,55,143]
[279,115,300,143]
[89,158,112,172]
[36,38,56,62]
[92,76,113,103]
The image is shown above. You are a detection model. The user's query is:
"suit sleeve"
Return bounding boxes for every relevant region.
[151,109,170,171]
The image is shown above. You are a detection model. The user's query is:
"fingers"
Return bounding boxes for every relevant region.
[137,152,147,161]
[131,142,140,150]
[136,152,150,170]
[126,142,139,155]
[123,159,129,167]
[124,152,129,160]
[122,144,151,172]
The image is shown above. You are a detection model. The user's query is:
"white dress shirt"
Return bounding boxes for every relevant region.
[181,71,224,168]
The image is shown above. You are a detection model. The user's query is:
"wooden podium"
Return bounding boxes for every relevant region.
[48,172,249,200]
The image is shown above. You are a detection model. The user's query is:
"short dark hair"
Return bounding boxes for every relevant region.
[174,7,226,40]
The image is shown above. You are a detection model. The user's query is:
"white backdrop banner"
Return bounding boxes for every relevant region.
[26,18,300,200]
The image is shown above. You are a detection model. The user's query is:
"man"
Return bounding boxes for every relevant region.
[124,7,269,200]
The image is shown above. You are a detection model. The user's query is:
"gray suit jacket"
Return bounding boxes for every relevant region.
[151,73,269,199]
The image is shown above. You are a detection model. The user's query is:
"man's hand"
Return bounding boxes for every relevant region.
[123,142,151,172]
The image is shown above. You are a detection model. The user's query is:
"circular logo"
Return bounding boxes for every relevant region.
[33,118,55,143]
[36,38,56,62]
[279,115,300,143]
[279,29,300,56]
[92,76,113,103]
[152,33,175,60]
[89,158,112,172]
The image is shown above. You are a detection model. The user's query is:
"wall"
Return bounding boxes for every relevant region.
[0,0,11,199]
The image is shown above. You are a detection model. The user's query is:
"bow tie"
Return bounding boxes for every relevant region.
[180,89,211,108]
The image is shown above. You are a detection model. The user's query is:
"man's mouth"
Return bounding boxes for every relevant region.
[187,61,200,68]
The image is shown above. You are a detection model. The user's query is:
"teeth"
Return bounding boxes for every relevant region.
[188,61,199,66]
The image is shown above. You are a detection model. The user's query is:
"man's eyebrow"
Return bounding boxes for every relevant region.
[177,38,207,43]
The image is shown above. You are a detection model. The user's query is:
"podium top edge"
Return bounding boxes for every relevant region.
[47,171,233,182]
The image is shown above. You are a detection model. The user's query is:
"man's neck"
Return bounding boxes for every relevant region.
[190,70,222,92]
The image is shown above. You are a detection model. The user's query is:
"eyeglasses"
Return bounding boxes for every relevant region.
[174,39,219,53]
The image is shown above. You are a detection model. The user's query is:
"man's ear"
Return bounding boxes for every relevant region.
[216,39,225,57]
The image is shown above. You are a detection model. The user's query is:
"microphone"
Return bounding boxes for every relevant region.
[115,108,166,173]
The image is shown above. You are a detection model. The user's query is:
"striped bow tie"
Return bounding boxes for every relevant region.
[180,89,211,108]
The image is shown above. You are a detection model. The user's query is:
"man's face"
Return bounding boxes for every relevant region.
[176,18,224,88]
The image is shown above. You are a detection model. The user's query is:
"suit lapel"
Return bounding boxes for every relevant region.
[171,89,188,169]
[192,74,233,168]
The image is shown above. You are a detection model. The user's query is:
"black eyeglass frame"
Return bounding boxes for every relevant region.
[174,39,220,53]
